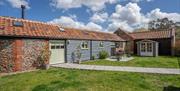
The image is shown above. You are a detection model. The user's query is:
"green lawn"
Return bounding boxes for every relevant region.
[0,68,180,91]
[82,56,180,68]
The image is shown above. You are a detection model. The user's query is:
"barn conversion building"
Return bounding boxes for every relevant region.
[0,16,176,73]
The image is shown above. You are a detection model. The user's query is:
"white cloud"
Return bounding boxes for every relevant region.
[131,0,153,2]
[86,22,103,30]
[49,2,180,32]
[48,16,86,29]
[110,3,147,25]
[107,22,134,32]
[147,8,180,22]
[7,0,30,9]
[90,12,108,23]
[50,0,118,12]
[48,16,102,31]
[108,3,148,31]
[107,2,180,32]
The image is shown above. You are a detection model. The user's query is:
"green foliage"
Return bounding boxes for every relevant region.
[75,45,82,64]
[174,46,180,56]
[99,50,109,59]
[0,68,180,91]
[175,27,180,39]
[7,63,14,72]
[37,45,51,68]
[83,56,180,68]
[148,18,175,31]
[76,45,82,61]
[91,55,95,60]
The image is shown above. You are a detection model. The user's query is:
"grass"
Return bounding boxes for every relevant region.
[82,56,180,68]
[0,68,180,91]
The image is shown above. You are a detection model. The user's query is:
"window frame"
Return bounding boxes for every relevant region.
[99,41,104,48]
[140,42,146,52]
[147,42,152,52]
[81,41,89,49]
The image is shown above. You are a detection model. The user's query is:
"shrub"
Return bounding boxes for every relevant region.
[91,55,95,60]
[174,42,180,56]
[99,50,109,59]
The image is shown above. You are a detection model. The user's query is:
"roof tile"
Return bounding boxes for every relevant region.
[129,30,172,39]
[0,16,124,41]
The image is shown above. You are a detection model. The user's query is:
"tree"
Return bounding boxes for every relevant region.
[148,18,176,31]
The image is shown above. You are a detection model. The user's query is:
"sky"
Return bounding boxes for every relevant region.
[0,0,180,32]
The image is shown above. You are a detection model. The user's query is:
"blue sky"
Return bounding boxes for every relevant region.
[0,0,180,32]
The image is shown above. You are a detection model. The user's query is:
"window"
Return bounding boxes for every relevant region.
[140,43,146,52]
[51,44,64,49]
[147,43,152,52]
[13,21,23,27]
[99,41,104,48]
[56,45,60,49]
[51,45,56,49]
[81,41,88,49]
[60,44,64,49]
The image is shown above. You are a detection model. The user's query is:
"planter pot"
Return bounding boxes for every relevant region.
[41,64,50,70]
[127,54,131,57]
[117,56,121,61]
[77,60,81,64]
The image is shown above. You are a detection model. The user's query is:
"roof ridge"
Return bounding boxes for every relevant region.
[61,26,115,35]
[0,16,57,26]
[0,16,114,35]
[129,30,171,34]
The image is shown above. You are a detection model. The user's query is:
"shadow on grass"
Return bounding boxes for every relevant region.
[32,80,85,91]
[163,86,180,91]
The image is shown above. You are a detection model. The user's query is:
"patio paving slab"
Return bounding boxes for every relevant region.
[51,63,180,75]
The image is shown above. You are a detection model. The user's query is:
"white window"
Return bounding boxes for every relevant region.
[81,41,88,49]
[50,42,64,50]
[147,43,152,52]
[141,43,146,52]
[99,41,104,48]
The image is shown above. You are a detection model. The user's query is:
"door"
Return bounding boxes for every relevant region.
[140,42,153,56]
[49,41,65,64]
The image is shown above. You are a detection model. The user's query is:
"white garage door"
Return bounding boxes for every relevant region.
[49,41,65,64]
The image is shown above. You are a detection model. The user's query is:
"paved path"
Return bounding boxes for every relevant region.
[51,63,180,75]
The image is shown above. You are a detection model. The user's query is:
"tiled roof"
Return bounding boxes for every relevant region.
[129,30,173,40]
[0,16,124,41]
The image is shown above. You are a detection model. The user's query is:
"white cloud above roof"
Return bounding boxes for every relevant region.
[48,16,102,31]
[147,8,180,22]
[90,12,108,23]
[7,0,30,9]
[50,0,118,12]
[86,22,103,30]
[107,2,180,32]
[49,1,180,32]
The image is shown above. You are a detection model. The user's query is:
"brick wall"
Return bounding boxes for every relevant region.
[22,39,49,71]
[0,39,15,72]
[0,39,49,73]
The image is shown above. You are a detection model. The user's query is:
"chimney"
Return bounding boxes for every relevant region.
[21,5,26,19]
